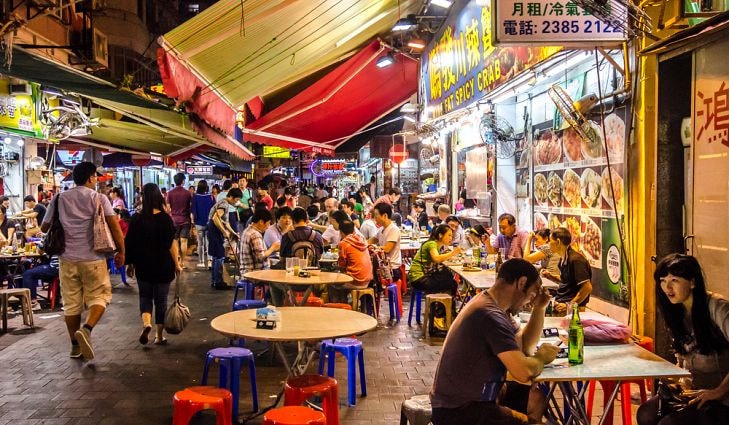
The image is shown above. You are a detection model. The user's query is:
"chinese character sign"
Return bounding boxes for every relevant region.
[696,81,729,147]
[421,1,560,119]
[494,0,627,45]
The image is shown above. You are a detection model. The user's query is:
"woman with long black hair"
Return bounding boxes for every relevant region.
[637,254,729,424]
[125,183,182,345]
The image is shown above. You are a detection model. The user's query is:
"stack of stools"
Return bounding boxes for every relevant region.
[386,284,401,322]
[284,375,339,425]
[423,294,454,337]
[408,290,423,327]
[263,406,326,425]
[400,394,433,425]
[0,288,35,333]
[172,386,233,425]
[318,338,366,406]
[585,337,653,425]
[201,347,259,419]
[233,279,256,303]
[350,287,377,319]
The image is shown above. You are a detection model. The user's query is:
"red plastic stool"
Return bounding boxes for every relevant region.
[323,303,352,310]
[586,337,653,425]
[294,295,324,307]
[284,375,339,425]
[263,406,326,425]
[172,386,233,425]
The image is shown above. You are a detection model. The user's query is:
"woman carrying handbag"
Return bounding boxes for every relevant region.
[124,184,182,345]
[407,224,461,295]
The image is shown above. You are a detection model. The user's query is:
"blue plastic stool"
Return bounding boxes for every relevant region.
[386,284,401,322]
[317,338,366,406]
[408,290,423,326]
[232,299,266,312]
[201,347,259,418]
[233,279,255,303]
[107,258,127,285]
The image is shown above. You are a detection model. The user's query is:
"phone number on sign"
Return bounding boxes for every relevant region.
[541,20,622,34]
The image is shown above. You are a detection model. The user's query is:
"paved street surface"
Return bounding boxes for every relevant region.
[0,259,637,424]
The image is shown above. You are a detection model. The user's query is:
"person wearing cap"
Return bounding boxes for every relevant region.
[408,201,429,230]
[461,225,487,249]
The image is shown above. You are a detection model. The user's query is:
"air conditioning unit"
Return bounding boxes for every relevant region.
[9,79,31,95]
[91,28,109,68]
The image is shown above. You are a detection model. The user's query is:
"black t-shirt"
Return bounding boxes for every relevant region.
[124,212,176,283]
[33,203,46,225]
[416,211,429,229]
[431,291,520,409]
[556,247,592,305]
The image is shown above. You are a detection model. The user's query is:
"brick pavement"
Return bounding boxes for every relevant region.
[0,261,637,424]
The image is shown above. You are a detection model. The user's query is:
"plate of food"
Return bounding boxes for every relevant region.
[580,168,602,209]
[534,173,548,205]
[603,113,625,158]
[581,217,602,264]
[563,216,581,248]
[534,130,562,165]
[462,266,484,272]
[562,127,584,162]
[602,167,624,211]
[534,212,548,231]
[562,169,581,208]
[547,171,562,207]
[581,121,605,159]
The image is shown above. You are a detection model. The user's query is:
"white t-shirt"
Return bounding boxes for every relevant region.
[322,224,340,246]
[360,219,378,240]
[377,222,401,268]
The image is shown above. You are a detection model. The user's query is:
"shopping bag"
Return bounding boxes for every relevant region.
[164,276,190,334]
[93,194,116,254]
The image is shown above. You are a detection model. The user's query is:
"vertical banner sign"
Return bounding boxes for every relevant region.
[494,0,627,45]
[420,0,561,119]
[691,38,729,296]
[531,96,629,307]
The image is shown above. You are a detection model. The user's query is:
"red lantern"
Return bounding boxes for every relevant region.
[389,144,408,164]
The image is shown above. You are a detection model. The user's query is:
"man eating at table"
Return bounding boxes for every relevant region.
[541,227,592,316]
[430,258,559,425]
[484,213,529,260]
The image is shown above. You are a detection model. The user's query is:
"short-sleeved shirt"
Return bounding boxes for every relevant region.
[493,228,529,259]
[556,247,592,305]
[322,225,340,246]
[377,222,401,268]
[359,219,378,240]
[33,203,47,224]
[537,244,561,276]
[167,186,192,226]
[239,225,268,274]
[208,199,230,223]
[430,291,520,409]
[408,240,438,282]
[240,188,254,209]
[263,224,286,248]
[43,186,115,262]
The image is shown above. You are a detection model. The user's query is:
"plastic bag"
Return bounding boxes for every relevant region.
[164,277,190,334]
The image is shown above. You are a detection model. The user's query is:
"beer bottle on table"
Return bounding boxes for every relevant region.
[568,303,584,365]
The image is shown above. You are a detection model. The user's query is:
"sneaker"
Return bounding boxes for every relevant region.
[196,263,205,268]
[139,325,152,345]
[70,345,82,358]
[74,328,94,360]
[31,300,41,311]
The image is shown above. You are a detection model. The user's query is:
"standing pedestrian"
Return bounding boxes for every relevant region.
[192,180,215,269]
[166,173,193,267]
[41,162,126,360]
[125,183,182,345]
[207,188,242,289]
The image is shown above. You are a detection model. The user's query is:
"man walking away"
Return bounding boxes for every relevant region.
[167,173,193,267]
[41,162,126,360]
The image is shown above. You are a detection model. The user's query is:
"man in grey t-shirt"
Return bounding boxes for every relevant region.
[42,162,126,361]
[430,259,558,425]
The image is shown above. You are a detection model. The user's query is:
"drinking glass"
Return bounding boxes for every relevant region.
[286,257,296,275]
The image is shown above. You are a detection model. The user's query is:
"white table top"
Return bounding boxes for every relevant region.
[244,269,353,286]
[401,241,422,251]
[536,343,689,382]
[210,307,378,342]
[447,264,559,290]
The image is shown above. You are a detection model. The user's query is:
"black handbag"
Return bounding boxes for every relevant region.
[656,381,697,418]
[42,194,65,256]
[409,243,455,294]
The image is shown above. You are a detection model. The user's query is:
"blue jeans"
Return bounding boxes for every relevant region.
[211,257,225,287]
[22,264,59,299]
[137,280,171,324]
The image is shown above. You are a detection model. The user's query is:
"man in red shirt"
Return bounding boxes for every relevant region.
[166,173,193,267]
[373,187,401,207]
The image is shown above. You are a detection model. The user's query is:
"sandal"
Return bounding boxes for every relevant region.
[139,325,152,345]
[154,337,168,345]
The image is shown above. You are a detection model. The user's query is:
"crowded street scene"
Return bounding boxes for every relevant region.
[0,0,727,424]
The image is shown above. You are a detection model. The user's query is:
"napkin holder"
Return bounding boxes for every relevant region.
[255,307,280,330]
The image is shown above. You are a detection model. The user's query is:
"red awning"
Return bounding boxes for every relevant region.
[243,40,418,155]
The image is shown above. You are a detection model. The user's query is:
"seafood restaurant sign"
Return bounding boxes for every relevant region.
[420,0,560,118]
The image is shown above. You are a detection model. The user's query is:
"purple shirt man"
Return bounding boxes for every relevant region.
[167,186,192,227]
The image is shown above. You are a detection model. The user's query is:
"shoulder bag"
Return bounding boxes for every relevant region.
[165,275,190,334]
[93,193,117,254]
[409,242,455,294]
[43,194,65,256]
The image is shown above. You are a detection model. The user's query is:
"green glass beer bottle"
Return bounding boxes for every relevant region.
[568,303,584,365]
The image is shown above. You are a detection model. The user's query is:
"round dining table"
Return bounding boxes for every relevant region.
[211,307,378,376]
[243,269,353,305]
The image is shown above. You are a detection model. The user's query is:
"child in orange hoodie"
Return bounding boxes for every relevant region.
[330,221,373,302]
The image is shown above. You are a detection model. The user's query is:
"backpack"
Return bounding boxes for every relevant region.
[289,229,320,265]
[369,246,392,286]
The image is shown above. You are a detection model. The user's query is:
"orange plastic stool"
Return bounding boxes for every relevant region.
[294,295,324,306]
[172,386,233,425]
[586,337,653,425]
[284,375,339,425]
[263,406,326,425]
[323,303,352,310]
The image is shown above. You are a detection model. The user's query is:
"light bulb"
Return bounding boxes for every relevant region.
[3,137,10,144]
[16,139,24,146]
